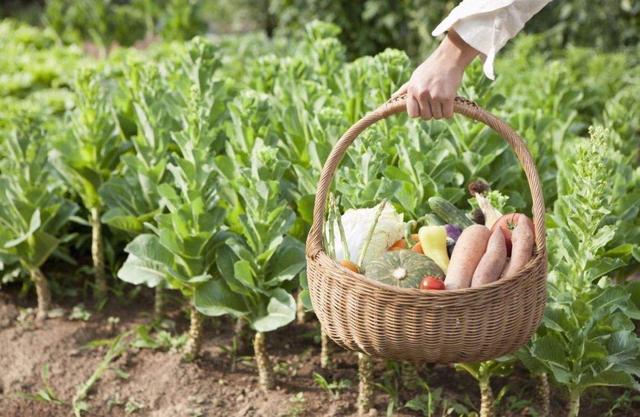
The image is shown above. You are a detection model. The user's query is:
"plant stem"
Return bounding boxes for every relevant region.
[320,326,330,369]
[254,331,274,391]
[357,353,374,415]
[538,373,550,417]
[401,362,419,390]
[183,304,203,361]
[234,318,250,354]
[296,291,306,324]
[567,390,581,417]
[154,282,165,318]
[31,268,51,321]
[90,207,107,301]
[479,377,495,417]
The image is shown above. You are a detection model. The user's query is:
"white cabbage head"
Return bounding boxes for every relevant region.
[333,202,404,267]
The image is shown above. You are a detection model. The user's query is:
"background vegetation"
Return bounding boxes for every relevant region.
[0,1,639,416]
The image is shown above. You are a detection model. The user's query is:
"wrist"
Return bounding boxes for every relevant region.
[435,29,479,70]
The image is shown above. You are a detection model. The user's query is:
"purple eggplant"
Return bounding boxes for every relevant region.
[445,224,461,257]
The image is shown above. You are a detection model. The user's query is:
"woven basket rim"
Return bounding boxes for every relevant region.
[309,248,545,297]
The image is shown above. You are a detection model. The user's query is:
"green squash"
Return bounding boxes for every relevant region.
[365,250,444,288]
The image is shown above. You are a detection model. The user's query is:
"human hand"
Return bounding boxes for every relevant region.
[394,30,479,120]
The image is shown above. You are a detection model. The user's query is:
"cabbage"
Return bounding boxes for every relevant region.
[333,202,404,267]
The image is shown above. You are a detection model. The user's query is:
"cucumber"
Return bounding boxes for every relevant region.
[428,197,474,229]
[420,213,445,226]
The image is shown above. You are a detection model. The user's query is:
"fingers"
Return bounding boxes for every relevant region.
[420,98,433,120]
[391,82,409,100]
[407,87,455,120]
[442,99,454,118]
[407,95,420,118]
[431,101,443,119]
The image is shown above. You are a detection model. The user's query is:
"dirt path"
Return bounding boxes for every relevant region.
[0,291,631,417]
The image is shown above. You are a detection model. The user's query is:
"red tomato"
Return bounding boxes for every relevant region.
[419,275,445,291]
[491,213,534,255]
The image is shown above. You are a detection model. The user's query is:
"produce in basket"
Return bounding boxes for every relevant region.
[444,225,492,290]
[332,202,404,268]
[417,225,450,273]
[501,216,534,278]
[340,259,360,273]
[419,275,445,291]
[388,239,407,251]
[444,224,462,257]
[428,196,474,229]
[492,213,534,255]
[471,228,507,287]
[366,250,444,288]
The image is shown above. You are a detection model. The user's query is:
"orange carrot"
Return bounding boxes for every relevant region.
[411,242,424,254]
[340,259,360,273]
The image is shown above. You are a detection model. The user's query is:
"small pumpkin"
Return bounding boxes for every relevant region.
[365,250,444,288]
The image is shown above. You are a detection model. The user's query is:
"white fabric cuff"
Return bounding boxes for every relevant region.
[432,0,551,80]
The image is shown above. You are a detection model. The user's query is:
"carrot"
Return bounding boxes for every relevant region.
[340,259,360,273]
[444,225,491,290]
[471,229,507,287]
[388,239,407,251]
[411,242,424,254]
[501,216,534,278]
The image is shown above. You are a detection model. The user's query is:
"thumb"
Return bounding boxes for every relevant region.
[391,81,409,100]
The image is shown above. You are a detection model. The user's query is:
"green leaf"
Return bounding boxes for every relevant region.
[233,260,255,288]
[252,289,295,332]
[20,231,59,268]
[4,208,41,248]
[101,208,146,234]
[194,279,248,317]
[187,273,212,284]
[579,369,639,390]
[265,237,305,286]
[531,334,569,369]
[117,254,165,287]
[124,234,173,269]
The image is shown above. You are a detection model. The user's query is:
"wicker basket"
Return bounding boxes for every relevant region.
[305,95,547,363]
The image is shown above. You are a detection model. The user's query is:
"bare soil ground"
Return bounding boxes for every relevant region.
[0,288,635,417]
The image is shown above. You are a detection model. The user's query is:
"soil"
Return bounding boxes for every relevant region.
[0,288,636,417]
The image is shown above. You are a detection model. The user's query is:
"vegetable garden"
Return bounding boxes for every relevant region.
[1,1,639,416]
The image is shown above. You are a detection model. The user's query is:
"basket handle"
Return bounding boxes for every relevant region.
[306,95,547,259]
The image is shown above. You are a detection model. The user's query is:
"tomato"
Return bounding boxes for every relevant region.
[419,275,445,291]
[388,239,407,251]
[491,213,534,255]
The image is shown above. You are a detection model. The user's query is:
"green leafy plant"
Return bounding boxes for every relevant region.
[312,372,352,399]
[51,69,126,301]
[17,364,66,406]
[116,38,230,360]
[101,62,178,316]
[72,331,132,416]
[517,127,640,417]
[404,380,443,417]
[454,359,512,417]
[0,117,76,319]
[195,138,305,390]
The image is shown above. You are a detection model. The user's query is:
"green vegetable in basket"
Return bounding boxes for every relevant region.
[365,250,444,288]
[428,197,474,229]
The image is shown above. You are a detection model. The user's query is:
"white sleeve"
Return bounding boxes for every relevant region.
[432,0,553,79]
